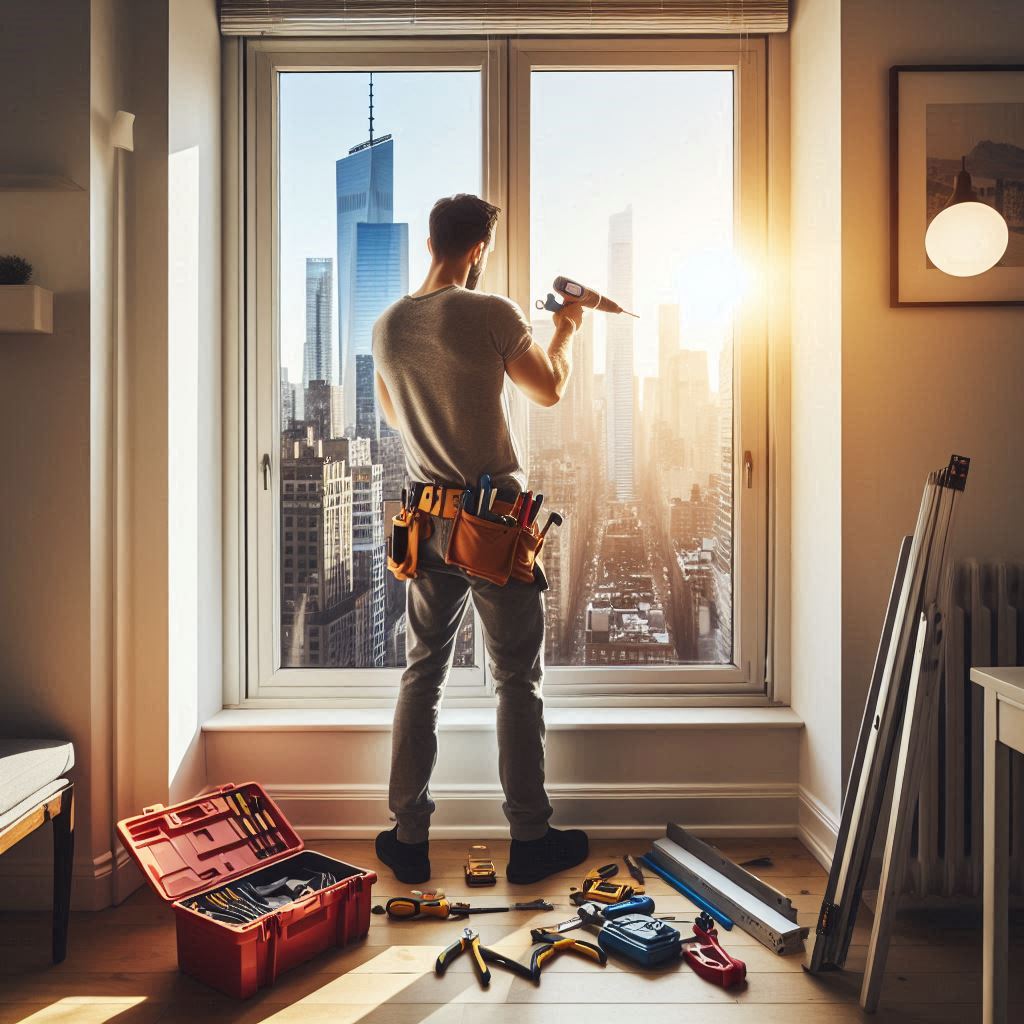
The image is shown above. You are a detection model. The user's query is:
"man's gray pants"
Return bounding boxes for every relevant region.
[389,512,553,844]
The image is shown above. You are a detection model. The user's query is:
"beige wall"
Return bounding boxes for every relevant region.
[0,0,221,910]
[0,0,103,906]
[838,0,1024,773]
[788,0,844,837]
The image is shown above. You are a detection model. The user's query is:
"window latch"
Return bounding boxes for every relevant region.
[744,451,753,489]
[262,453,271,491]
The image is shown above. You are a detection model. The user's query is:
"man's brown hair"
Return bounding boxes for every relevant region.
[429,194,500,260]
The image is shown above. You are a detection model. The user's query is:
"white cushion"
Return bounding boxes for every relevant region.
[0,740,75,817]
[0,778,70,832]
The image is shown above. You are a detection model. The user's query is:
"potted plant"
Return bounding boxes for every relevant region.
[0,255,33,285]
[0,254,53,334]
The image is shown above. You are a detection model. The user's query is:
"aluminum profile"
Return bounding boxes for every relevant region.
[648,828,806,956]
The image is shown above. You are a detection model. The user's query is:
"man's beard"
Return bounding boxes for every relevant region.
[466,258,484,290]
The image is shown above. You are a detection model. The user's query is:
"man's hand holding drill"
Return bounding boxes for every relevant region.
[552,299,585,334]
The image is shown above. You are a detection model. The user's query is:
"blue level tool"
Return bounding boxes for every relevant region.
[638,854,733,931]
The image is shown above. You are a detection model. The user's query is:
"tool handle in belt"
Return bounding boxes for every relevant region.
[385,896,452,920]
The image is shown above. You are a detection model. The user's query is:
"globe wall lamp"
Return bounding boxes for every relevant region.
[924,156,1009,277]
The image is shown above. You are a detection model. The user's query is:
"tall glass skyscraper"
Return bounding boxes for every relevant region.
[303,257,333,387]
[606,206,636,500]
[352,221,409,439]
[336,135,408,435]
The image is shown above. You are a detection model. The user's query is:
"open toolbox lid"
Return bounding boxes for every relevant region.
[117,782,303,904]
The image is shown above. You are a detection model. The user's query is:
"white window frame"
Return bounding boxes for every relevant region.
[509,38,768,702]
[234,36,768,707]
[245,39,504,702]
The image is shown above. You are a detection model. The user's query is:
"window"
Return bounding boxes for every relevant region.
[242,38,766,704]
[528,69,736,669]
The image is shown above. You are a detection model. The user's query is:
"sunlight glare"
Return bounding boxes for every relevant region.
[15,997,147,1022]
[677,247,755,329]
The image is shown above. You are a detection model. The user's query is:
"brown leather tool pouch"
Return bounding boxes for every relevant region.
[387,509,432,581]
[444,505,519,585]
[510,524,546,585]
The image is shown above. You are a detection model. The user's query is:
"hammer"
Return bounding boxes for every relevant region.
[538,511,563,539]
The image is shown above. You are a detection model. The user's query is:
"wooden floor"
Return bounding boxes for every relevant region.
[0,837,1020,1023]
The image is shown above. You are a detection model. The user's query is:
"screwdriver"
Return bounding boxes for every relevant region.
[381,896,553,920]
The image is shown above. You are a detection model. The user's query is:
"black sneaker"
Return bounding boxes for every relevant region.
[375,826,430,885]
[506,827,589,885]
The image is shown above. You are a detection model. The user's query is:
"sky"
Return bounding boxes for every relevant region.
[279,69,735,388]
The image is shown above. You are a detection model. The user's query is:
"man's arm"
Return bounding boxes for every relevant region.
[505,302,584,408]
[375,372,398,428]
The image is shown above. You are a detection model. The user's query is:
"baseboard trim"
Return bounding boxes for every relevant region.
[265,781,800,802]
[264,780,804,842]
[293,823,804,840]
[797,785,839,870]
[0,844,139,911]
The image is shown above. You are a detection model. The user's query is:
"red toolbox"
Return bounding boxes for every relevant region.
[117,782,376,998]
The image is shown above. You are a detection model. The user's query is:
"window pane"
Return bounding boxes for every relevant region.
[278,71,481,669]
[529,71,735,667]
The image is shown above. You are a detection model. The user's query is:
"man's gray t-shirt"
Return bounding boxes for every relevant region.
[372,285,534,491]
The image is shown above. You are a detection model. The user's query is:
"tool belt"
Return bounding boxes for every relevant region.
[386,477,550,587]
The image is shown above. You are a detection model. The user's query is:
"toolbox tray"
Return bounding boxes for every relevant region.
[117,782,376,998]
[597,914,682,968]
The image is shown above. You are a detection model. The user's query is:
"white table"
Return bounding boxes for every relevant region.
[970,666,1024,1024]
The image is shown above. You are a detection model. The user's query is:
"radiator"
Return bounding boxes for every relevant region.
[906,559,1024,898]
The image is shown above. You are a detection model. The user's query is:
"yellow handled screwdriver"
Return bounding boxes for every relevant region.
[383,895,552,920]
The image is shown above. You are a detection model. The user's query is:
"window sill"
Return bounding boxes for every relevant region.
[204,705,802,733]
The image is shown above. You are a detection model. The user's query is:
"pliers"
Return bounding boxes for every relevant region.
[435,927,535,987]
[529,929,608,977]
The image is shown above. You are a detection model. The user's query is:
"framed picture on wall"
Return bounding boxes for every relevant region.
[891,64,1024,306]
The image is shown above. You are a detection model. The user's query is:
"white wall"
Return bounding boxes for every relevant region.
[838,0,1024,775]
[204,711,803,840]
[788,0,844,851]
[167,0,223,802]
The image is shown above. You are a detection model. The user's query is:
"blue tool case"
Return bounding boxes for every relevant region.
[597,914,682,967]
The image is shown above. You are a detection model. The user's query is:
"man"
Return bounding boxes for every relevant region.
[372,193,587,885]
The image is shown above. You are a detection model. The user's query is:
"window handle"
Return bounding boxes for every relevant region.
[744,451,753,489]
[262,453,271,491]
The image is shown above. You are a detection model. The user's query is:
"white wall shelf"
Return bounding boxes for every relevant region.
[0,285,54,334]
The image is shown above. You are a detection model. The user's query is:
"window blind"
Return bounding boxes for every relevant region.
[219,1,790,37]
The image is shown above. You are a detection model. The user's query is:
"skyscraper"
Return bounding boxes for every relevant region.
[350,456,386,667]
[657,303,680,428]
[605,206,636,500]
[280,435,355,668]
[711,336,733,663]
[303,257,333,387]
[352,222,409,440]
[304,379,345,441]
[281,366,295,430]
[336,104,409,436]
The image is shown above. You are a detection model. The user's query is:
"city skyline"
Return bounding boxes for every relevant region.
[280,69,736,389]
[279,69,737,669]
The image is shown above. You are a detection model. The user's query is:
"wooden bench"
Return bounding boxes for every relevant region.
[0,740,75,963]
